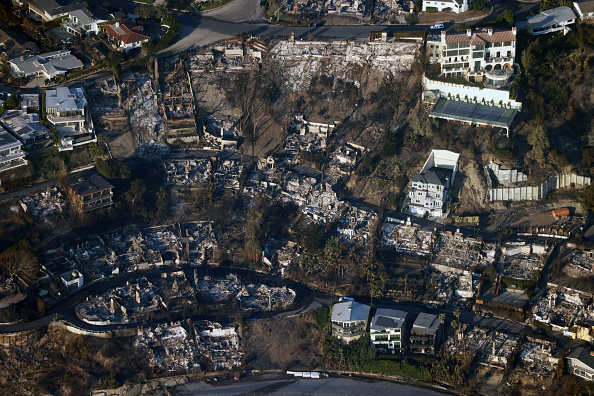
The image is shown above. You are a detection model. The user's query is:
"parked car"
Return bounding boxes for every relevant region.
[430,23,445,30]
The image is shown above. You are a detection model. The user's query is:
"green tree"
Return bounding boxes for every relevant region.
[496,9,514,27]
[471,0,487,10]
[124,179,147,218]
[528,125,550,159]
[521,40,540,74]
[300,223,323,252]
[105,51,123,80]
[581,184,594,211]
[582,148,594,167]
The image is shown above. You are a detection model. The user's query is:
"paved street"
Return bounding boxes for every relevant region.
[174,375,448,395]
[204,0,265,22]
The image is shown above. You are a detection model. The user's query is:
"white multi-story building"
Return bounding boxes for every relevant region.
[574,1,594,19]
[62,7,109,37]
[422,0,472,14]
[430,27,517,86]
[403,149,460,218]
[370,308,408,352]
[331,301,371,343]
[568,347,594,381]
[526,6,576,35]
[0,126,27,172]
[45,87,96,151]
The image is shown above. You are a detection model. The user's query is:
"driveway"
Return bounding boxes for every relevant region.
[203,0,265,23]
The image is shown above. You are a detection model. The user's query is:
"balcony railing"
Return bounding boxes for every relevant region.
[484,56,513,64]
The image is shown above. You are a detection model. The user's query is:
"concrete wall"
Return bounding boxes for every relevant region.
[423,76,522,109]
[486,160,527,186]
[489,173,591,201]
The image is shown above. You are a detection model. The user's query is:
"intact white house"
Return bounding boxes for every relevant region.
[9,50,83,80]
[567,346,594,381]
[403,149,460,218]
[428,27,517,86]
[526,6,576,35]
[422,0,473,14]
[0,126,27,172]
[331,301,371,343]
[62,7,109,37]
[574,0,594,19]
[45,87,96,151]
[370,308,408,353]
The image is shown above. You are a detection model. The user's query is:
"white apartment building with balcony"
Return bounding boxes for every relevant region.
[370,308,408,352]
[45,87,96,151]
[429,27,517,87]
[403,150,460,218]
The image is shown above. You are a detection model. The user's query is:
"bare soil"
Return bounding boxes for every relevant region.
[242,312,323,371]
[0,329,150,396]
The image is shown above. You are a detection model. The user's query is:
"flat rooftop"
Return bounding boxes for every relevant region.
[479,285,529,309]
[412,312,440,334]
[430,98,517,128]
[70,172,113,196]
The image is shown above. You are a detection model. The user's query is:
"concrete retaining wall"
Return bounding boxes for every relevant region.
[489,173,591,202]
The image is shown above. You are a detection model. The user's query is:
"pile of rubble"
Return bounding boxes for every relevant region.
[327,142,364,178]
[381,218,434,256]
[561,247,594,278]
[519,340,559,379]
[136,323,200,372]
[196,274,242,302]
[195,321,243,370]
[244,159,282,198]
[429,265,477,302]
[189,42,263,75]
[41,223,219,293]
[281,174,316,206]
[195,274,296,311]
[185,221,218,265]
[336,206,377,245]
[269,39,420,91]
[262,239,299,275]
[445,327,520,370]
[238,283,296,311]
[500,242,552,281]
[19,187,66,221]
[77,277,164,325]
[126,75,167,157]
[284,115,337,162]
[432,230,494,269]
[165,159,212,185]
[531,287,594,333]
[301,183,344,224]
[214,160,244,191]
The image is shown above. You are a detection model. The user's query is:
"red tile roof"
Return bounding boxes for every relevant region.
[444,28,517,45]
[103,18,150,45]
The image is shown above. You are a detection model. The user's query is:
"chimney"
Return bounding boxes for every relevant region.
[20,55,24,61]
[512,27,517,36]
[488,28,493,36]
[590,351,594,357]
[467,29,472,37]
